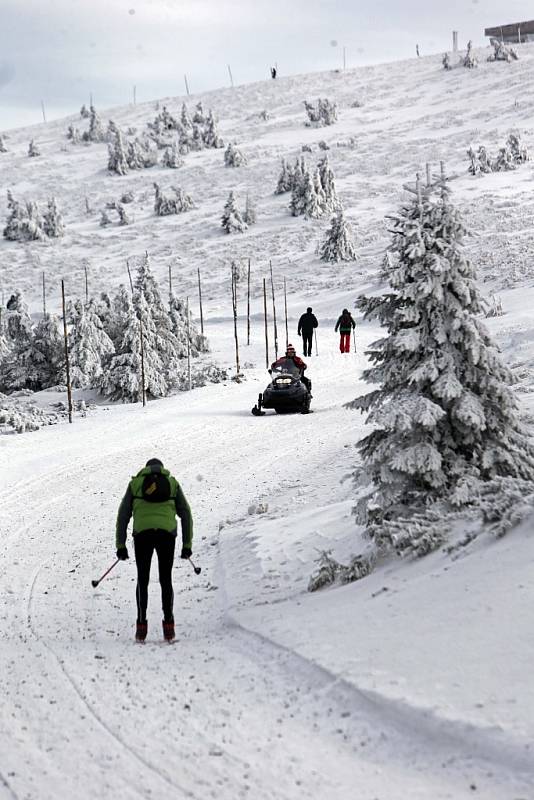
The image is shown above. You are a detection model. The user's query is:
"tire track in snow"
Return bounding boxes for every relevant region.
[0,771,18,800]
[215,545,534,795]
[24,564,197,800]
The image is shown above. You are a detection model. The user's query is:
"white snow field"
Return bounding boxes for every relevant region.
[2,43,534,799]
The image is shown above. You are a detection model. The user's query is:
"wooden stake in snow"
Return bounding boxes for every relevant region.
[416,172,423,223]
[168,264,173,301]
[263,277,269,369]
[283,276,288,348]
[269,260,279,360]
[41,100,46,123]
[246,258,251,346]
[197,268,204,335]
[84,264,89,305]
[184,74,190,96]
[231,264,241,382]
[42,272,46,317]
[186,296,192,391]
[127,260,134,293]
[61,280,73,424]
[227,64,234,88]
[133,85,137,105]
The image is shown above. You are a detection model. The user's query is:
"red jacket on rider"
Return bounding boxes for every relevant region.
[272,355,307,371]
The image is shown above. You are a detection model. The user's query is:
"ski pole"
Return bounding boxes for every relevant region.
[314,330,319,356]
[352,329,356,354]
[189,557,202,575]
[91,559,119,588]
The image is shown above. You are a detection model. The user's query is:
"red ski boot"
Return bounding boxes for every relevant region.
[162,619,175,642]
[135,621,148,642]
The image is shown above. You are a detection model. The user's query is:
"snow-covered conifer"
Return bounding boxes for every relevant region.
[304,98,338,127]
[467,146,481,176]
[80,104,90,118]
[289,160,307,216]
[153,183,194,216]
[351,170,534,551]
[24,314,65,390]
[203,110,224,149]
[42,197,65,238]
[181,103,192,130]
[162,141,184,168]
[478,145,492,173]
[507,133,529,164]
[3,191,25,241]
[493,145,517,172]
[0,291,34,392]
[66,124,81,144]
[463,40,478,68]
[28,139,41,157]
[317,155,339,212]
[0,135,7,153]
[442,53,451,70]
[319,208,356,261]
[107,123,129,175]
[169,292,209,358]
[224,142,247,167]
[190,123,204,151]
[100,209,112,227]
[302,171,323,219]
[116,203,131,226]
[275,158,293,194]
[69,300,115,388]
[83,105,105,143]
[221,191,247,233]
[193,102,205,124]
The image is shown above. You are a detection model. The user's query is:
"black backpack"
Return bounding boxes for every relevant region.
[138,472,172,503]
[341,313,352,327]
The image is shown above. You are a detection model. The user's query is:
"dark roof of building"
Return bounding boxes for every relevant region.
[485,20,534,37]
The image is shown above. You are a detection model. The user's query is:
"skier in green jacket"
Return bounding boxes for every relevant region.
[115,458,193,642]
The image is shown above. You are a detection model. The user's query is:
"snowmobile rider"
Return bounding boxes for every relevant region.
[271,344,312,394]
[297,307,318,357]
[115,458,193,643]
[334,308,356,353]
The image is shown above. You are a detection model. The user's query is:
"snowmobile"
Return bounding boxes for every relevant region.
[251,358,312,415]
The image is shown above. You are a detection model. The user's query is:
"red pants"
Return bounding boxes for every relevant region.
[339,332,351,353]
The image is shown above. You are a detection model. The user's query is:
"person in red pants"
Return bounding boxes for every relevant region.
[334,309,355,353]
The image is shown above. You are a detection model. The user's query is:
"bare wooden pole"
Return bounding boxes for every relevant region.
[269,260,279,359]
[186,296,192,391]
[40,100,46,123]
[246,258,251,346]
[42,272,46,317]
[168,264,172,300]
[127,261,134,292]
[133,85,137,105]
[283,276,288,348]
[426,162,432,187]
[263,277,269,369]
[197,268,204,335]
[84,264,89,304]
[231,264,241,382]
[139,312,146,407]
[61,280,73,424]
[184,74,190,96]
[227,64,234,88]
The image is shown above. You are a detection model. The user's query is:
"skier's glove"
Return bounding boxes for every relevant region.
[180,547,192,559]
[117,547,129,561]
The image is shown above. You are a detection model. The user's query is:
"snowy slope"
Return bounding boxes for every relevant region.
[2,44,534,799]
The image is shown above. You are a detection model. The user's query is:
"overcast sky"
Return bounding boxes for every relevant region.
[2,0,534,130]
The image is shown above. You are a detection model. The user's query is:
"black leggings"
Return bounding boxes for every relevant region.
[134,530,176,623]
[302,332,313,357]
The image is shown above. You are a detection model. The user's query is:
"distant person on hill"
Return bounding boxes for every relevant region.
[297,307,318,357]
[334,308,355,353]
[271,66,277,79]
[115,458,193,643]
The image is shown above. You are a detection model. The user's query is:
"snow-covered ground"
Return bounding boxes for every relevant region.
[2,43,534,799]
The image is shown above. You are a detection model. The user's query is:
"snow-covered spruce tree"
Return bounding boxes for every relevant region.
[351,170,534,555]
[507,133,529,164]
[169,292,209,357]
[107,123,129,175]
[153,183,194,216]
[467,146,482,176]
[477,145,492,173]
[0,135,8,153]
[181,103,192,130]
[80,104,90,119]
[318,155,339,212]
[275,158,293,194]
[3,191,24,241]
[221,191,248,233]
[304,98,338,127]
[289,159,307,216]
[23,314,65,390]
[100,209,112,227]
[0,291,34,392]
[4,194,45,242]
[243,194,257,225]
[162,141,183,168]
[69,300,114,389]
[66,124,81,144]
[203,110,224,149]
[127,138,157,169]
[83,105,105,143]
[493,145,516,172]
[42,197,65,238]
[193,102,205,124]
[28,139,41,157]
[190,123,204,151]
[319,208,356,262]
[224,142,247,167]
[302,171,323,219]
[463,40,478,69]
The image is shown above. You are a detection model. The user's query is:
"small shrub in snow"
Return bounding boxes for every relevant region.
[153,183,194,216]
[82,105,105,143]
[28,139,41,157]
[486,294,504,318]
[462,40,478,69]
[66,124,81,144]
[301,144,313,153]
[493,145,517,172]
[351,99,364,108]
[243,194,257,225]
[308,550,376,591]
[100,209,112,227]
[318,140,330,151]
[42,197,65,238]
[162,142,184,168]
[442,53,451,70]
[221,191,247,233]
[303,98,338,127]
[487,38,518,63]
[274,159,293,194]
[116,203,131,226]
[120,191,134,204]
[0,394,63,434]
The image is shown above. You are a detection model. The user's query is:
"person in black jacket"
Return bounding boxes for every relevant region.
[297,307,318,357]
